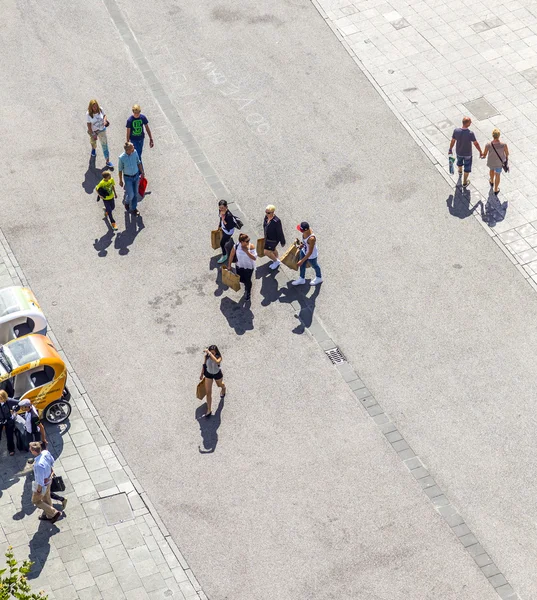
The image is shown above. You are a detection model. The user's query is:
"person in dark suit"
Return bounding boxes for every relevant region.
[0,390,17,456]
[263,205,286,270]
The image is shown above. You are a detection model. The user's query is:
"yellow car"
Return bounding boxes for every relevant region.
[0,334,71,424]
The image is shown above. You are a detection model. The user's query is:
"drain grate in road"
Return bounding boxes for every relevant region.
[325,347,347,364]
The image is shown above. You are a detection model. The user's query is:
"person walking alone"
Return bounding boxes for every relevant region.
[217,200,236,264]
[40,441,67,509]
[0,390,17,456]
[126,104,154,161]
[263,205,286,270]
[118,142,144,215]
[448,116,483,188]
[200,345,226,418]
[95,170,118,231]
[228,233,257,300]
[29,442,62,524]
[86,99,113,168]
[292,222,323,286]
[481,129,509,195]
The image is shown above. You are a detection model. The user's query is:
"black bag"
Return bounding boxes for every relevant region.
[232,214,244,230]
[232,242,239,263]
[97,187,110,198]
[51,476,66,492]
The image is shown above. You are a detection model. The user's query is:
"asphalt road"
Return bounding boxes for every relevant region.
[1,0,534,598]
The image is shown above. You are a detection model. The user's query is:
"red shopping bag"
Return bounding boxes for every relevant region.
[138,176,148,198]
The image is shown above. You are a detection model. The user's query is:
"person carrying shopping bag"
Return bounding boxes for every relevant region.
[199,345,226,418]
[86,99,113,168]
[228,233,257,301]
[292,222,323,286]
[481,129,509,195]
[217,200,237,264]
[263,205,286,270]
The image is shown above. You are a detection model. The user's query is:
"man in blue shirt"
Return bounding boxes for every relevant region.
[118,142,144,215]
[449,116,483,189]
[126,104,154,160]
[30,441,62,523]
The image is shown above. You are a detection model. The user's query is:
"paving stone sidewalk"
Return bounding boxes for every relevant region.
[314,0,537,292]
[0,229,206,599]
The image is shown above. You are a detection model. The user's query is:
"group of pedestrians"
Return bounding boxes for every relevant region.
[88,99,154,231]
[215,200,323,300]
[449,116,510,195]
[0,391,66,523]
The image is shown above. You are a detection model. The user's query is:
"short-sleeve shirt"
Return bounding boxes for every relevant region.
[95,178,116,200]
[118,151,141,176]
[452,128,476,157]
[87,110,106,133]
[126,114,148,138]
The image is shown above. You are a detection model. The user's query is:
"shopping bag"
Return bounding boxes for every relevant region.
[221,266,241,292]
[51,476,66,492]
[196,378,207,400]
[256,238,265,258]
[211,228,223,250]
[138,176,148,198]
[281,242,300,271]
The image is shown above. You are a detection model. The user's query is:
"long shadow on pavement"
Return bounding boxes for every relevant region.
[93,219,116,257]
[279,283,321,334]
[196,396,225,454]
[257,263,283,307]
[480,189,508,228]
[220,296,254,334]
[446,183,480,219]
[115,211,145,256]
[81,156,102,195]
[209,256,227,298]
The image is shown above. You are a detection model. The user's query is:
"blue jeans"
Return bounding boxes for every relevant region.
[131,137,144,160]
[299,250,322,279]
[123,174,140,211]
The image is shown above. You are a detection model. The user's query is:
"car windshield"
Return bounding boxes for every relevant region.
[0,288,21,318]
[4,337,41,368]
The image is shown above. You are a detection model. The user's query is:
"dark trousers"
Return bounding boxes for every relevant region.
[0,423,15,453]
[236,267,254,294]
[103,198,116,223]
[220,232,233,255]
[24,430,41,451]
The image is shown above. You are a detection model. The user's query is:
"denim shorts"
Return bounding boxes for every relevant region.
[456,155,473,172]
[492,167,502,174]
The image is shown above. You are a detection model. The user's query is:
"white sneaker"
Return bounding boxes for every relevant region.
[292,277,306,286]
[310,277,323,285]
[269,260,281,270]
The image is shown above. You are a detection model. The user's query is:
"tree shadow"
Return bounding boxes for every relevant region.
[480,189,508,228]
[114,212,145,256]
[446,184,480,219]
[220,296,254,335]
[256,263,282,307]
[195,396,225,454]
[93,221,115,257]
[209,256,227,298]
[81,156,102,195]
[279,283,321,334]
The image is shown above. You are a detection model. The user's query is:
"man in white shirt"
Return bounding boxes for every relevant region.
[30,442,62,524]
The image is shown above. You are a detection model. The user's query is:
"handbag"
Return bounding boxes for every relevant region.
[196,378,207,400]
[211,228,223,250]
[491,142,509,173]
[51,475,66,492]
[97,187,110,198]
[232,214,244,230]
[138,176,148,198]
[221,265,241,291]
[256,238,265,257]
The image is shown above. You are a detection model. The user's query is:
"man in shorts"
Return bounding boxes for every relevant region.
[448,117,483,188]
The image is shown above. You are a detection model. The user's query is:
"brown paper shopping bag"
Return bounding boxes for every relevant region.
[211,228,223,250]
[196,378,207,400]
[221,266,241,292]
[281,242,300,270]
[256,238,265,258]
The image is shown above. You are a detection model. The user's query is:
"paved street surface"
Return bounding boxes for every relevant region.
[1,0,537,599]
